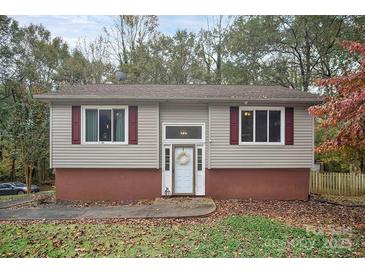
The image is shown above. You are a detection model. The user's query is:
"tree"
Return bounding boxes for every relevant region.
[226,16,275,85]
[226,16,363,91]
[56,49,90,85]
[0,16,21,85]
[273,16,346,91]
[143,34,171,84]
[103,15,159,80]
[309,41,365,172]
[76,36,114,84]
[166,30,196,84]
[0,16,70,191]
[195,16,231,84]
[0,16,22,181]
[4,84,48,192]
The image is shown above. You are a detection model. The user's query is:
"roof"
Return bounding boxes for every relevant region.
[34,84,322,104]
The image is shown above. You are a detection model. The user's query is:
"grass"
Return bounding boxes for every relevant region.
[0,194,29,203]
[0,216,363,258]
[0,190,55,203]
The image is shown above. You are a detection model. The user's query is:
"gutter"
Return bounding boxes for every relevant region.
[34,95,322,105]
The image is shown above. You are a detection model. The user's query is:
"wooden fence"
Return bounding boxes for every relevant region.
[310,171,365,196]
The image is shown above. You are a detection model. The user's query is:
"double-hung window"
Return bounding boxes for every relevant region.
[83,106,128,144]
[239,107,284,144]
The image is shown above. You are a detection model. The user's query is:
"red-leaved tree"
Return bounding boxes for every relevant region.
[309,41,365,171]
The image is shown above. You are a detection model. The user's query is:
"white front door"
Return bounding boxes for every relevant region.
[173,146,194,194]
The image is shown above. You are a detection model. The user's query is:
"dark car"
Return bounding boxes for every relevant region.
[0,182,40,195]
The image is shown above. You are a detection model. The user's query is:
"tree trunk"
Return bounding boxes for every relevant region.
[42,159,46,183]
[303,21,311,92]
[24,163,32,194]
[28,166,33,194]
[216,48,222,84]
[0,137,2,161]
[11,158,16,181]
[24,163,29,193]
[215,15,223,84]
[36,160,42,184]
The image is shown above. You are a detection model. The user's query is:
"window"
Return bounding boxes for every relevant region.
[165,148,170,171]
[241,111,253,142]
[269,110,281,142]
[99,110,111,141]
[83,106,127,144]
[197,148,203,171]
[240,107,283,144]
[113,109,125,142]
[85,109,97,142]
[255,110,267,142]
[165,125,202,140]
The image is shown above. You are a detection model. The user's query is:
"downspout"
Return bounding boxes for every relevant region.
[49,102,53,169]
[312,115,315,169]
[156,102,160,169]
[208,104,212,169]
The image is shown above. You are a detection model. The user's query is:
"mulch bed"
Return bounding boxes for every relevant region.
[1,197,365,235]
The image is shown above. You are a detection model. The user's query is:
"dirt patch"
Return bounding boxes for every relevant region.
[53,199,155,208]
[312,194,365,207]
[13,195,154,209]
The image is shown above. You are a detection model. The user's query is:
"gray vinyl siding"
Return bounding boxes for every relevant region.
[51,101,313,169]
[209,105,314,168]
[51,102,159,168]
[159,103,209,167]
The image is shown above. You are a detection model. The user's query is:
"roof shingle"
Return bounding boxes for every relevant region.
[34,84,322,104]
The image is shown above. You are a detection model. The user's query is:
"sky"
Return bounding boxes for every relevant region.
[11,15,213,48]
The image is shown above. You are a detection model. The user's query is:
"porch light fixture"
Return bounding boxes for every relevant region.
[164,187,171,196]
[243,111,252,117]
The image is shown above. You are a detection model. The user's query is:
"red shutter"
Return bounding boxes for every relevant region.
[230,106,239,145]
[285,107,294,145]
[128,106,138,144]
[72,106,81,144]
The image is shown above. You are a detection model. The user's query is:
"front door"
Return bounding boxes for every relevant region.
[173,145,194,195]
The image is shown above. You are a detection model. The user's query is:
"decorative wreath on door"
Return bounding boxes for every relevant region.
[176,151,190,165]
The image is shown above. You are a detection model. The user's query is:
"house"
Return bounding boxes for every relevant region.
[34,84,321,201]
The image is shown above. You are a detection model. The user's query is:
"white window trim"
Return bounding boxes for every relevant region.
[238,106,285,145]
[162,122,205,144]
[81,105,129,145]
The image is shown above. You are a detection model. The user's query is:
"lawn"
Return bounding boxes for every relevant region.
[0,215,363,258]
[0,190,55,203]
[0,194,29,203]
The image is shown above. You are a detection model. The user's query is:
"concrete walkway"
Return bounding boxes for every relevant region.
[0,198,216,220]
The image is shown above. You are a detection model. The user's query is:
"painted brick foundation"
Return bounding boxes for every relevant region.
[206,168,310,200]
[55,168,310,201]
[55,168,161,201]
